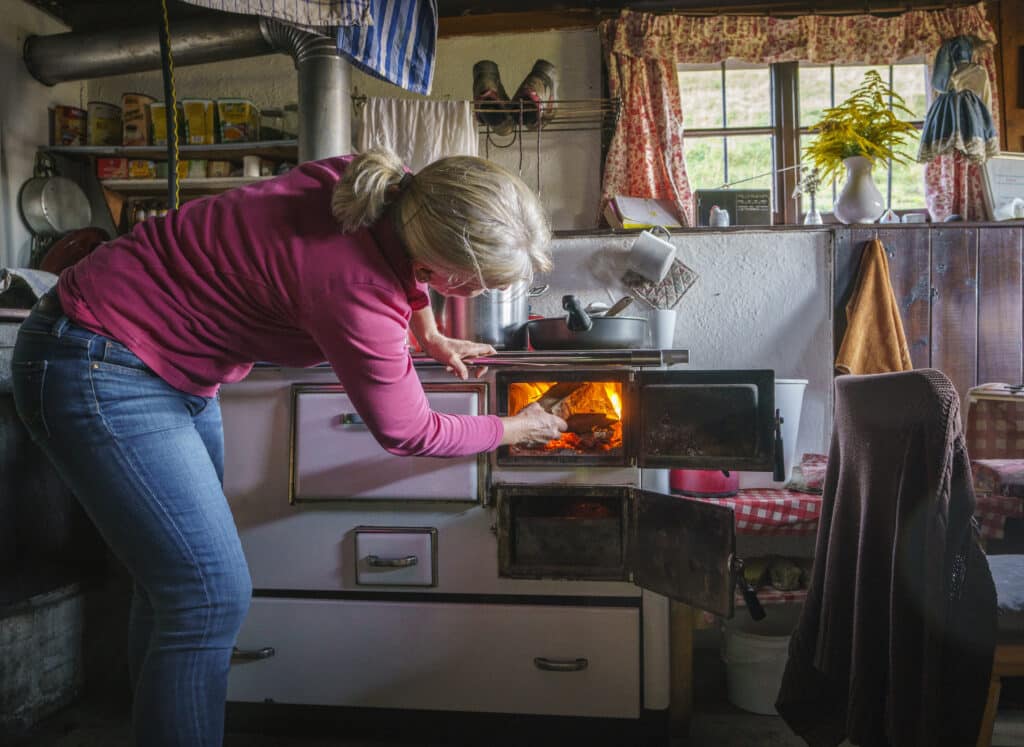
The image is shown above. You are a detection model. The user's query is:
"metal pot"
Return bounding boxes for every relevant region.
[18,176,92,236]
[434,283,548,349]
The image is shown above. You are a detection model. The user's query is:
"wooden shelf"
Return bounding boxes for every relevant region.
[43,140,298,161]
[100,176,269,195]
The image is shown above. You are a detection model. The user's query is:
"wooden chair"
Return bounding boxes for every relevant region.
[977,554,1024,747]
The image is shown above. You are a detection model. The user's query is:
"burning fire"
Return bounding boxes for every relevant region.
[509,381,623,453]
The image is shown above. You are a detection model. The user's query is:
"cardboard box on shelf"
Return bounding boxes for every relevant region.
[87,101,122,146]
[122,93,155,146]
[181,99,216,145]
[149,102,185,146]
[603,196,684,229]
[128,160,157,179]
[216,99,259,142]
[96,158,128,179]
[50,105,87,146]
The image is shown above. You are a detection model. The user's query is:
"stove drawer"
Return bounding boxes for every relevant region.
[228,597,640,718]
[290,384,485,503]
[354,527,437,587]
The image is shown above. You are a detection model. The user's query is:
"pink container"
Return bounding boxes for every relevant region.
[669,469,740,498]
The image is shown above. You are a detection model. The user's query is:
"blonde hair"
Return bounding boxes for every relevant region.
[332,147,552,290]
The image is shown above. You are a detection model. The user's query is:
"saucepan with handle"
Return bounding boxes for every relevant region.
[525,295,648,350]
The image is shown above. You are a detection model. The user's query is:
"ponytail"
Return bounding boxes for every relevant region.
[331,147,405,233]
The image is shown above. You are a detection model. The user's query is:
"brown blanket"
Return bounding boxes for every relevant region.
[776,369,996,747]
[835,238,913,375]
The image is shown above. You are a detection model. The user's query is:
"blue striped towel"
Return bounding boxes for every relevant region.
[178,0,368,29]
[336,0,438,95]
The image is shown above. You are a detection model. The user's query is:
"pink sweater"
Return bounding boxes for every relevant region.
[58,156,503,458]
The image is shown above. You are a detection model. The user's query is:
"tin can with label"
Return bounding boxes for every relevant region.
[87,101,122,146]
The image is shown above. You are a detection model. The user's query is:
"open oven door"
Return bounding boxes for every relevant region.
[627,488,762,620]
[633,369,780,475]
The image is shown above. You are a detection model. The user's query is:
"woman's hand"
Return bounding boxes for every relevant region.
[500,403,568,446]
[421,332,495,380]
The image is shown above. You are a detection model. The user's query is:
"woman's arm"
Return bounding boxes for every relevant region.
[410,305,496,380]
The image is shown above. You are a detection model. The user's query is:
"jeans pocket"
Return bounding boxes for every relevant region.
[12,359,50,439]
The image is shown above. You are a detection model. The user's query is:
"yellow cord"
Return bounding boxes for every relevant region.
[159,0,180,209]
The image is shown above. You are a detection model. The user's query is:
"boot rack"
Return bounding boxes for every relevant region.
[474,97,620,135]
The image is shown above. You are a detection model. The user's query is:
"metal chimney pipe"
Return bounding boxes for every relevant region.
[259,20,351,161]
[23,16,274,86]
[23,16,353,163]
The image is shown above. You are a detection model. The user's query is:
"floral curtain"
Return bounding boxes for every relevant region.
[600,2,998,225]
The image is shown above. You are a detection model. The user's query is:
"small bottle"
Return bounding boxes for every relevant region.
[134,208,146,224]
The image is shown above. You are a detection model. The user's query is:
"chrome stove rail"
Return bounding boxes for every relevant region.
[410,349,689,368]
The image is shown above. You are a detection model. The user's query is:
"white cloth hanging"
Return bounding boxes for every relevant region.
[356,97,478,172]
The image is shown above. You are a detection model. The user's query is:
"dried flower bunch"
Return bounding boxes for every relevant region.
[792,167,822,199]
[803,70,920,182]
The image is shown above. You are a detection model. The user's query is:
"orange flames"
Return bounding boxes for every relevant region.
[509,381,623,452]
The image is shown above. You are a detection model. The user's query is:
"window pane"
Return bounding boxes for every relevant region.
[726,135,774,192]
[799,65,832,126]
[725,67,771,127]
[892,63,929,120]
[678,68,723,129]
[889,157,926,210]
[801,133,838,207]
[683,136,725,191]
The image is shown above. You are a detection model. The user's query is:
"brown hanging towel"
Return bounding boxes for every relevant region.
[835,238,913,375]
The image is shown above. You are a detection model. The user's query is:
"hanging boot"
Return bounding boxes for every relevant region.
[513,59,557,129]
[472,60,514,136]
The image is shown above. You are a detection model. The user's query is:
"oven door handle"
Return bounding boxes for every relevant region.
[366,554,419,568]
[533,657,589,672]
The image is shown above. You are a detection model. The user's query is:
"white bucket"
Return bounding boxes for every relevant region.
[721,606,799,715]
[740,378,808,488]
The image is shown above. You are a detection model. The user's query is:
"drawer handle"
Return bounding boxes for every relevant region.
[533,657,589,672]
[338,412,367,428]
[366,554,419,568]
[231,646,276,662]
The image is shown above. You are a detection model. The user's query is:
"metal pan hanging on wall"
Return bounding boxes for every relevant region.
[18,175,92,237]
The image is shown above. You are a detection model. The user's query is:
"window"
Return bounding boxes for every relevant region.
[678,61,929,223]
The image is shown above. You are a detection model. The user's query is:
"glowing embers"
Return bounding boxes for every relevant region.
[508,381,624,455]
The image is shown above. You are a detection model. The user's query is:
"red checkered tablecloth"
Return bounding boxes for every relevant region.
[696,489,822,536]
[975,492,1024,540]
[697,488,1023,539]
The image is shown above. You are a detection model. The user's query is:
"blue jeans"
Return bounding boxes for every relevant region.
[11,295,251,747]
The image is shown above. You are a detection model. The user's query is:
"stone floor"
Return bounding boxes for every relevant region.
[5,647,810,747]
[4,698,809,747]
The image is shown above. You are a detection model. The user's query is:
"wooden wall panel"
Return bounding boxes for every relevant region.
[860,228,932,369]
[977,228,1024,385]
[930,228,979,399]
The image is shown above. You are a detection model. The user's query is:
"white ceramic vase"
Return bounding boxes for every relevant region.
[833,155,885,225]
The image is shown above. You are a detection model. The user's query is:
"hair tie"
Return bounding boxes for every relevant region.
[399,172,414,191]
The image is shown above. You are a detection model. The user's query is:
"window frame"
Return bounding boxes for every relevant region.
[679,60,928,225]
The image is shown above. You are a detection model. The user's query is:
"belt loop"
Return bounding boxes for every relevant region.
[50,315,70,338]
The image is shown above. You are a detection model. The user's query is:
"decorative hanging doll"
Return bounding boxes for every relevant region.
[917,35,998,164]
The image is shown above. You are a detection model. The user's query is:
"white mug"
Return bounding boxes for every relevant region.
[628,227,676,283]
[649,308,677,349]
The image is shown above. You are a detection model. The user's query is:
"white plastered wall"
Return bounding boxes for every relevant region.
[1,3,78,268]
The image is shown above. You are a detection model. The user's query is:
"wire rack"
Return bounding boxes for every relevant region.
[474,98,621,134]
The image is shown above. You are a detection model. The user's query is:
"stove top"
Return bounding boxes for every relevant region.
[410,349,689,368]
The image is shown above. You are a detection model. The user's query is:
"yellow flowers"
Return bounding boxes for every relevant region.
[803,70,920,183]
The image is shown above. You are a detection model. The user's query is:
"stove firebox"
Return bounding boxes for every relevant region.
[496,369,777,472]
